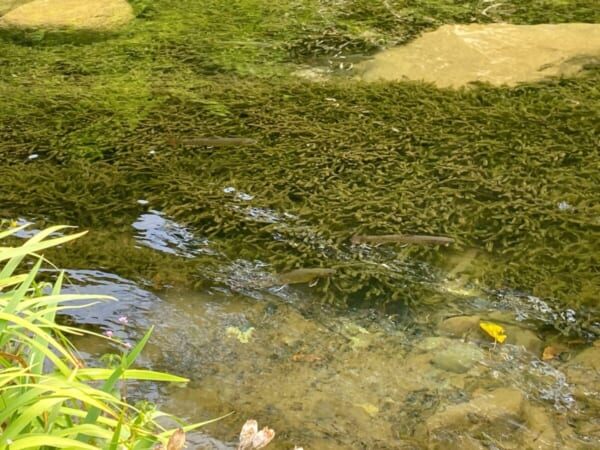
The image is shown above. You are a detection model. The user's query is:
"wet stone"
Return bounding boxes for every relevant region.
[356,23,600,87]
[437,315,481,338]
[522,403,561,450]
[431,342,485,374]
[563,346,600,408]
[421,387,526,443]
[504,326,544,357]
[0,0,32,16]
[0,0,133,30]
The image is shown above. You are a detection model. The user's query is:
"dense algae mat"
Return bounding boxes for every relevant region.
[0,0,599,328]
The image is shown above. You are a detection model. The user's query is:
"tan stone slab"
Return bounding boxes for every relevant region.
[0,0,134,30]
[356,23,600,87]
[0,0,33,16]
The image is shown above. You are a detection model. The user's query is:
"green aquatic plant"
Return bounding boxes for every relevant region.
[0,0,598,313]
[0,224,215,449]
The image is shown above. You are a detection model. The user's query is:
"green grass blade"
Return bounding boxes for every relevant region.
[81,327,154,429]
[1,257,42,320]
[77,368,189,383]
[7,434,100,450]
[0,273,27,291]
[0,224,29,240]
[108,412,124,450]
[0,313,76,374]
[0,230,87,271]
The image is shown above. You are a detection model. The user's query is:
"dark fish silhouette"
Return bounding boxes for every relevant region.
[351,234,455,246]
[275,268,336,285]
[167,136,257,147]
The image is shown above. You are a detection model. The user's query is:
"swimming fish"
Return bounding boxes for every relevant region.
[167,136,258,147]
[350,234,455,246]
[275,268,336,285]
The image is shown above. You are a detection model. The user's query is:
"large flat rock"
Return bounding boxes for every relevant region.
[356,23,600,87]
[0,0,33,16]
[0,0,133,30]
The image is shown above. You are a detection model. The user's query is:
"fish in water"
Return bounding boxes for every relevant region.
[350,234,455,246]
[167,136,258,147]
[275,268,336,285]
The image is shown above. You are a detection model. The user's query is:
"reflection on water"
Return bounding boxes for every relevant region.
[132,209,217,258]
[59,269,157,335]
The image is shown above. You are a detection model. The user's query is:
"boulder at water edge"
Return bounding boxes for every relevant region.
[0,0,134,30]
[356,23,600,87]
[0,0,33,16]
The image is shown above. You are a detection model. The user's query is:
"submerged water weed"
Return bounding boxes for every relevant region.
[0,1,599,315]
[2,72,599,314]
[287,0,600,63]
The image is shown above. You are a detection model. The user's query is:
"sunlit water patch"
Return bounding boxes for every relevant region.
[132,209,217,258]
[223,186,298,225]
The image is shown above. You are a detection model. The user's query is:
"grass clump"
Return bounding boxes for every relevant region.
[0,223,212,449]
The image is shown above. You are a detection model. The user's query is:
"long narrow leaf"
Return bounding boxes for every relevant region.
[108,412,124,450]
[0,313,77,374]
[0,224,30,240]
[77,368,189,383]
[0,225,78,279]
[0,230,87,273]
[1,257,42,322]
[8,434,99,450]
[0,274,27,291]
[80,327,154,430]
[53,423,114,440]
[155,412,234,438]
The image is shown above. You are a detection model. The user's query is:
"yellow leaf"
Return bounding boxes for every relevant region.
[356,403,379,416]
[226,326,255,343]
[479,321,507,344]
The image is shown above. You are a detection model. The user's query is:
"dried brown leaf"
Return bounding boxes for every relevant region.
[167,428,186,450]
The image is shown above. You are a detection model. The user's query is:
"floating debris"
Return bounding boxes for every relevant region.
[238,419,275,450]
[226,326,255,343]
[153,428,186,450]
[292,352,324,363]
[557,201,573,211]
[276,268,336,285]
[350,234,455,246]
[356,403,379,416]
[167,136,258,147]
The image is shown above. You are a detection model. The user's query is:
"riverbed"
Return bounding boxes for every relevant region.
[1,1,599,448]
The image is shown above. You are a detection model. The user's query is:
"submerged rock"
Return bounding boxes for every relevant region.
[420,387,525,444]
[438,315,481,338]
[431,342,484,374]
[504,326,544,356]
[356,23,600,87]
[0,0,32,16]
[0,0,133,30]
[563,346,600,409]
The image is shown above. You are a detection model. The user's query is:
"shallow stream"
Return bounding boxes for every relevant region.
[1,1,600,448]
